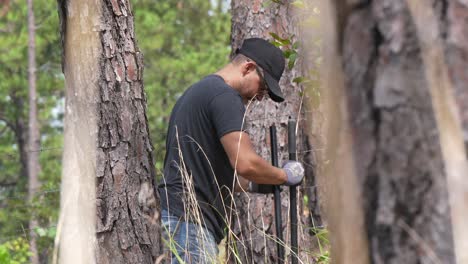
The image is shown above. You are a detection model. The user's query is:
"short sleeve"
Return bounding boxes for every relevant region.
[208,91,246,139]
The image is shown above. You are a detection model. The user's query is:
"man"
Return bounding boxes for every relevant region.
[159,38,305,263]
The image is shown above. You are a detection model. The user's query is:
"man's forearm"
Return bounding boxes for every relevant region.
[243,155,287,185]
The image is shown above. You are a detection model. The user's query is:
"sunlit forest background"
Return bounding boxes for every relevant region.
[2,0,468,263]
[0,0,232,261]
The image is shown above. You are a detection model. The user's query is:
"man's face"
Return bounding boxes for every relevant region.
[255,66,269,101]
[241,61,269,103]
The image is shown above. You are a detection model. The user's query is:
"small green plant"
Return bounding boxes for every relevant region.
[270,33,299,70]
[0,245,11,264]
[0,237,32,264]
[34,226,56,239]
[317,250,331,264]
[310,226,330,264]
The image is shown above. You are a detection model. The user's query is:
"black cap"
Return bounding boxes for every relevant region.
[236,38,285,102]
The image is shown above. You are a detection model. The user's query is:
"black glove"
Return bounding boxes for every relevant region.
[248,182,274,193]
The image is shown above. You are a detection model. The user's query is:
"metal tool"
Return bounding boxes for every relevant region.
[269,120,301,264]
[270,125,284,264]
[288,118,299,264]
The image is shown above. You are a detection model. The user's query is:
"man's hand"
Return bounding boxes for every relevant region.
[282,161,304,186]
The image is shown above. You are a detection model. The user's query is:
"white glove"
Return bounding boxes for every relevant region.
[282,161,304,186]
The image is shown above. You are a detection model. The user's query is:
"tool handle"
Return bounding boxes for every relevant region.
[288,118,297,161]
[270,125,284,264]
[288,118,299,264]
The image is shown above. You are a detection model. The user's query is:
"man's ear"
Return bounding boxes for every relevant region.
[241,61,256,76]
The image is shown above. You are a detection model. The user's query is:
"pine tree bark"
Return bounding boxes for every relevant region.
[408,1,468,262]
[228,1,318,263]
[438,0,468,150]
[318,0,463,263]
[57,0,161,263]
[27,0,40,262]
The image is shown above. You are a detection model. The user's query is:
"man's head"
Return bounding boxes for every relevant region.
[233,38,286,103]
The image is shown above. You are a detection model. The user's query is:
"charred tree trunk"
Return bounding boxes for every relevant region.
[317,0,465,263]
[26,0,40,262]
[228,1,318,263]
[56,0,161,263]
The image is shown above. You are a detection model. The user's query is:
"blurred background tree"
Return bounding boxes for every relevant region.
[133,0,231,173]
[0,0,232,262]
[0,0,62,262]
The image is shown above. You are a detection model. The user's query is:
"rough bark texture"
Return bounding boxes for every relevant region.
[27,0,40,262]
[228,1,318,263]
[329,0,456,263]
[57,0,161,263]
[409,1,468,262]
[436,0,468,148]
[95,1,161,263]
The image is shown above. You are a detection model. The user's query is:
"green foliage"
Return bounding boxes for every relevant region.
[1,0,231,260]
[133,0,231,175]
[0,0,63,261]
[0,238,32,264]
[303,193,309,206]
[269,3,323,109]
[317,250,331,264]
[269,32,299,70]
[314,227,330,262]
[309,226,330,263]
[0,246,10,263]
[35,226,56,239]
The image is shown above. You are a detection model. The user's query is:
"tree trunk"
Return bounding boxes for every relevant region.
[56,1,161,263]
[317,0,464,263]
[11,93,29,181]
[408,1,468,262]
[27,0,40,262]
[439,0,468,152]
[228,1,318,263]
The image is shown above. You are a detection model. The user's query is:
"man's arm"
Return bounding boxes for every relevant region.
[220,131,287,185]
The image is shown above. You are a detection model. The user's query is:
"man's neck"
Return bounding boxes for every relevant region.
[215,65,240,91]
[215,64,251,104]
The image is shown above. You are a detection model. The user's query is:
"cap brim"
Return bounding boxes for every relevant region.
[264,72,284,103]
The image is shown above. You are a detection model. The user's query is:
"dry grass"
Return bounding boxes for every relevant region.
[159,96,328,263]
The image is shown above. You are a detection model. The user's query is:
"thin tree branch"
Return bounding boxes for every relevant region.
[0,124,9,137]
[0,180,18,188]
[0,115,16,133]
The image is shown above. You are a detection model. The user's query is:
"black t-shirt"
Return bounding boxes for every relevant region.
[158,75,246,243]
